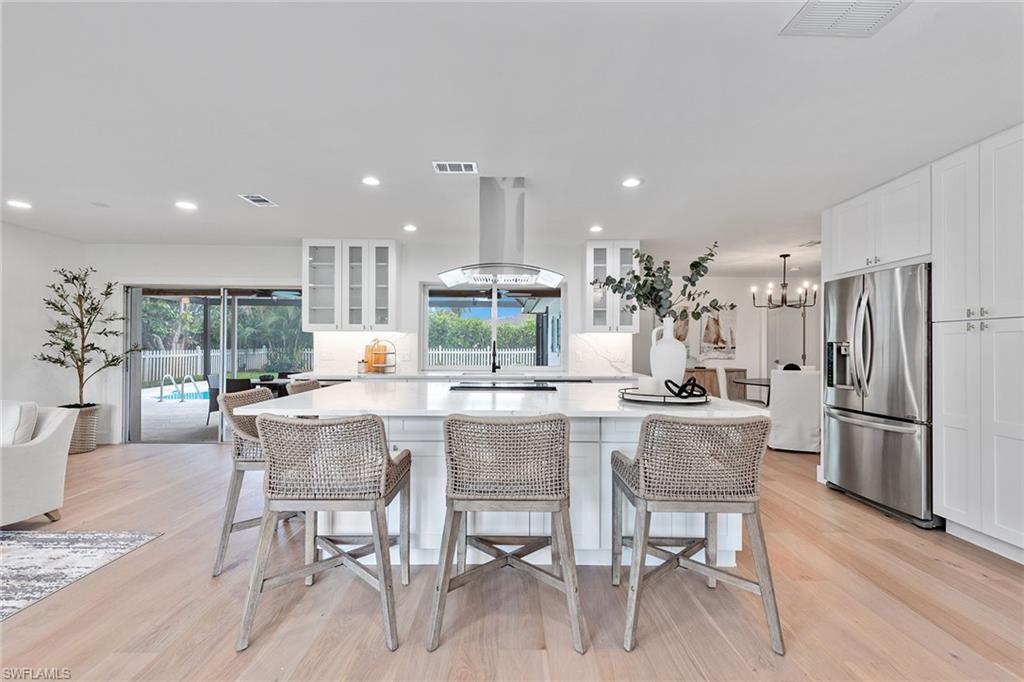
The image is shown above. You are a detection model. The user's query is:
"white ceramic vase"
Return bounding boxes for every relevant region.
[650,317,688,395]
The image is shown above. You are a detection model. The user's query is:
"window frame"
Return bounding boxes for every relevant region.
[419,282,567,372]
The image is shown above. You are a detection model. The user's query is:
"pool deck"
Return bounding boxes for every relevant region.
[141,383,218,442]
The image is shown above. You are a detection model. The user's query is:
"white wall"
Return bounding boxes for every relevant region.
[0,224,86,407]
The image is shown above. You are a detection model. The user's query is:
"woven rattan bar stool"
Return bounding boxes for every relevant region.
[426,413,589,655]
[611,415,783,655]
[212,387,303,578]
[236,413,411,652]
[285,379,321,395]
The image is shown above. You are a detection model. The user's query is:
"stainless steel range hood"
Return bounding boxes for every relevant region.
[438,176,564,287]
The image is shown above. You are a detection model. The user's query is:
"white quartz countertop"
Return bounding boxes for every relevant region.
[236,380,768,419]
[291,371,639,382]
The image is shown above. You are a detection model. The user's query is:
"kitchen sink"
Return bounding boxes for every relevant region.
[450,382,556,391]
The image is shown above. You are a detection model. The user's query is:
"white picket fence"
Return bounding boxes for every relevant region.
[141,348,313,383]
[426,346,536,367]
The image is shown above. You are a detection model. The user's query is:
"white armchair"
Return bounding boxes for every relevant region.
[1,405,77,525]
[768,369,821,453]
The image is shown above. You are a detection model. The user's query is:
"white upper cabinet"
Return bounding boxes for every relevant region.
[826,167,931,279]
[584,240,640,333]
[831,192,876,275]
[302,239,342,331]
[302,238,398,332]
[875,166,932,265]
[933,124,1024,322]
[932,145,981,322]
[341,239,398,332]
[980,124,1024,319]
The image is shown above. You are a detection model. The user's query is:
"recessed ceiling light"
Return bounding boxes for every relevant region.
[403,224,417,232]
[175,200,198,211]
[6,199,32,209]
[621,177,643,188]
[589,225,603,233]
[361,176,380,186]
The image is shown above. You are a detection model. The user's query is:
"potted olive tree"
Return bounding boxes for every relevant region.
[592,242,735,393]
[35,267,139,454]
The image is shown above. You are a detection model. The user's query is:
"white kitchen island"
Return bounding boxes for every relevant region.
[236,381,768,566]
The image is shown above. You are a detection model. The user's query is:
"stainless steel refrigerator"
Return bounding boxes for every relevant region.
[823,263,940,527]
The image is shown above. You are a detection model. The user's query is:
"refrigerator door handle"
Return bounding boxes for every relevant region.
[861,290,874,397]
[851,291,866,397]
[824,407,920,435]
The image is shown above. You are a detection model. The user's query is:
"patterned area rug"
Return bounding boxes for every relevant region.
[0,531,160,621]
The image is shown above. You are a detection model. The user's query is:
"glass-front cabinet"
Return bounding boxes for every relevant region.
[301,239,398,332]
[301,239,342,331]
[341,239,398,331]
[584,240,640,332]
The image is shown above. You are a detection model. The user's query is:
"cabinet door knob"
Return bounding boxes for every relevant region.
[966,308,974,318]
[874,256,881,264]
[966,322,976,331]
[979,307,989,317]
[980,322,989,331]
[865,258,871,265]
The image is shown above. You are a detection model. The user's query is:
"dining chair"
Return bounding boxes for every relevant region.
[225,377,253,393]
[285,379,321,395]
[206,373,220,425]
[236,414,411,652]
[610,415,783,655]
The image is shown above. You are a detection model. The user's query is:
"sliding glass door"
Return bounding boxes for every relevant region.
[125,287,311,443]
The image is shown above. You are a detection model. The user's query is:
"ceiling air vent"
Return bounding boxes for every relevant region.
[433,161,478,175]
[780,1,909,38]
[238,194,277,207]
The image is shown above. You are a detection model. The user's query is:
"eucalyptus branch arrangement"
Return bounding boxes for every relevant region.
[35,267,139,407]
[592,241,736,321]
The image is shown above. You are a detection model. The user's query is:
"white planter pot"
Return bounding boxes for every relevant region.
[650,317,688,394]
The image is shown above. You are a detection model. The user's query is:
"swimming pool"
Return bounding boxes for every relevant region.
[153,390,210,401]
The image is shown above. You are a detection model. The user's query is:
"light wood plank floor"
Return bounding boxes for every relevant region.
[2,443,1021,681]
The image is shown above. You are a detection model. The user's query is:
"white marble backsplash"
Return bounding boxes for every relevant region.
[314,331,633,375]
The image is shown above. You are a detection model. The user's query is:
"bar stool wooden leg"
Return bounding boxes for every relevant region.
[611,478,623,586]
[704,512,718,589]
[745,506,784,656]
[553,504,589,654]
[549,511,561,578]
[236,509,278,651]
[623,500,650,652]
[304,510,317,586]
[371,500,398,651]
[426,504,461,651]
[456,512,467,575]
[213,468,245,577]
[400,479,411,586]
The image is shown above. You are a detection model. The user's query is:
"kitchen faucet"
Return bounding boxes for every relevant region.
[491,340,501,373]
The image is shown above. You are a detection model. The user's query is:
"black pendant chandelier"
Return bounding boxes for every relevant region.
[751,254,818,310]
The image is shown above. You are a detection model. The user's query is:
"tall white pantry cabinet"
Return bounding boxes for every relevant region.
[824,123,1024,560]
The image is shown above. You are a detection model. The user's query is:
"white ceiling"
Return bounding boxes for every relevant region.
[2,1,1021,276]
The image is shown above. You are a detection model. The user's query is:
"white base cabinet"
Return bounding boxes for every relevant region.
[934,318,1024,554]
[319,415,738,566]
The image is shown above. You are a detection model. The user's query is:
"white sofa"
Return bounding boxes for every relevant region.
[1,403,77,525]
[768,369,821,453]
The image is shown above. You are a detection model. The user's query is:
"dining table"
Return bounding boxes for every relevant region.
[732,377,772,405]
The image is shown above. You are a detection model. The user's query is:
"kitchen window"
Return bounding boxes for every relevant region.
[423,286,563,370]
